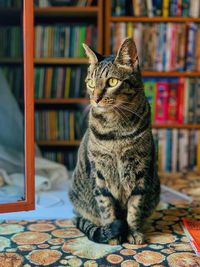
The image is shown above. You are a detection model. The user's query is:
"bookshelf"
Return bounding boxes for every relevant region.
[33,0,103,170]
[104,0,200,173]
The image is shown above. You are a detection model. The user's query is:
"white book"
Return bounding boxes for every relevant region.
[189,0,200,18]
[146,0,153,17]
[166,23,172,71]
[158,129,166,172]
[179,129,189,171]
[172,129,178,172]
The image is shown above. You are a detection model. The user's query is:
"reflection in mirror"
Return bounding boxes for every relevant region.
[0,0,25,203]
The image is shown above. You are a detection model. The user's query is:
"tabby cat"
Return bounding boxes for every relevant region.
[69,38,160,245]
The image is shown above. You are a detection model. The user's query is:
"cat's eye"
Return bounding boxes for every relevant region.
[87,79,95,89]
[108,78,119,87]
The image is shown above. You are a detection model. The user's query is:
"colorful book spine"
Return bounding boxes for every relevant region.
[144,80,156,122]
[111,0,198,17]
[186,23,198,71]
[35,111,87,141]
[35,24,97,58]
[167,81,178,122]
[152,129,199,172]
[111,22,200,71]
[155,81,169,123]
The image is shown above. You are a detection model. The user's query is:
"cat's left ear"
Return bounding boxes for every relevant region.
[114,38,138,71]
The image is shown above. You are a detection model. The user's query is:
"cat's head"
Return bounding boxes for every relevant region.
[83,38,143,112]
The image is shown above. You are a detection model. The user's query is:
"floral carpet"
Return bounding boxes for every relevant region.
[0,172,200,267]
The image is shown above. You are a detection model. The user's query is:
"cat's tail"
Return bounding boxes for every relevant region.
[75,217,127,243]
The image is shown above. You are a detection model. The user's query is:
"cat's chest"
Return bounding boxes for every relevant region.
[103,156,134,205]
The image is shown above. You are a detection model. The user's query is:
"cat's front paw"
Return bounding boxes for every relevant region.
[127,231,144,244]
[108,237,121,245]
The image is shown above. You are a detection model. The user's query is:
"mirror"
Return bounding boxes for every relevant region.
[0,0,25,203]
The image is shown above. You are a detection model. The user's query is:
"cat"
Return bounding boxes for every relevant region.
[69,38,160,245]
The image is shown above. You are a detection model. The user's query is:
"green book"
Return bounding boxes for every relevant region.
[144,80,156,122]
[79,26,86,57]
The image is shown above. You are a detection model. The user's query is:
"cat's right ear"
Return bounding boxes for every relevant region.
[82,43,99,65]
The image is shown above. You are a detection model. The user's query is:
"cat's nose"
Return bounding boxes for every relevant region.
[93,93,102,103]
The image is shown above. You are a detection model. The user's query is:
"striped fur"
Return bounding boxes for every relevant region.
[69,38,160,245]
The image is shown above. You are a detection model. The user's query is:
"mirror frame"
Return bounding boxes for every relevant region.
[0,0,35,213]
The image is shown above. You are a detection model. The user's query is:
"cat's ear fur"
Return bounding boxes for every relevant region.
[114,38,138,71]
[82,43,104,65]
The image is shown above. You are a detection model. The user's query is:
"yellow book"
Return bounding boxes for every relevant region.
[69,112,75,141]
[64,67,71,98]
[46,68,53,98]
[163,0,169,17]
[127,22,133,38]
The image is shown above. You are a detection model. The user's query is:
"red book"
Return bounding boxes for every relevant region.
[155,81,169,123]
[177,77,185,124]
[167,82,179,122]
[182,218,200,256]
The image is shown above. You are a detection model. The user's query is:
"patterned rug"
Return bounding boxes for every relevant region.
[0,172,200,267]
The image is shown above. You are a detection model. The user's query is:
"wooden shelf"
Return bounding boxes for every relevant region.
[111,16,200,23]
[34,6,98,17]
[34,57,89,65]
[35,98,89,104]
[37,140,81,146]
[142,71,200,77]
[152,124,200,129]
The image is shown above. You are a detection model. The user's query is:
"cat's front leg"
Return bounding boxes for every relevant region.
[127,192,145,244]
[94,185,116,225]
[93,171,121,245]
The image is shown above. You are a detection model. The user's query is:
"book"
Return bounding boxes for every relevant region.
[182,219,200,256]
[111,23,200,71]
[163,0,169,17]
[167,81,178,122]
[144,79,156,122]
[111,0,199,17]
[35,24,97,57]
[155,81,169,123]
[35,111,87,141]
[186,23,198,71]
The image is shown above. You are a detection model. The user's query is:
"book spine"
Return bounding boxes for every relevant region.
[146,0,154,17]
[172,129,178,172]
[163,0,169,17]
[189,0,200,18]
[167,81,178,122]
[188,78,196,123]
[196,78,200,123]
[182,0,189,16]
[186,23,198,71]
[155,81,169,123]
[177,77,185,124]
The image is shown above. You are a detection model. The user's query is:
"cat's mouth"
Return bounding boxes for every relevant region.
[91,101,114,112]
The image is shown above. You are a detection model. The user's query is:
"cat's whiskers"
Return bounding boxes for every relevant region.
[117,104,144,121]
[113,106,130,127]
